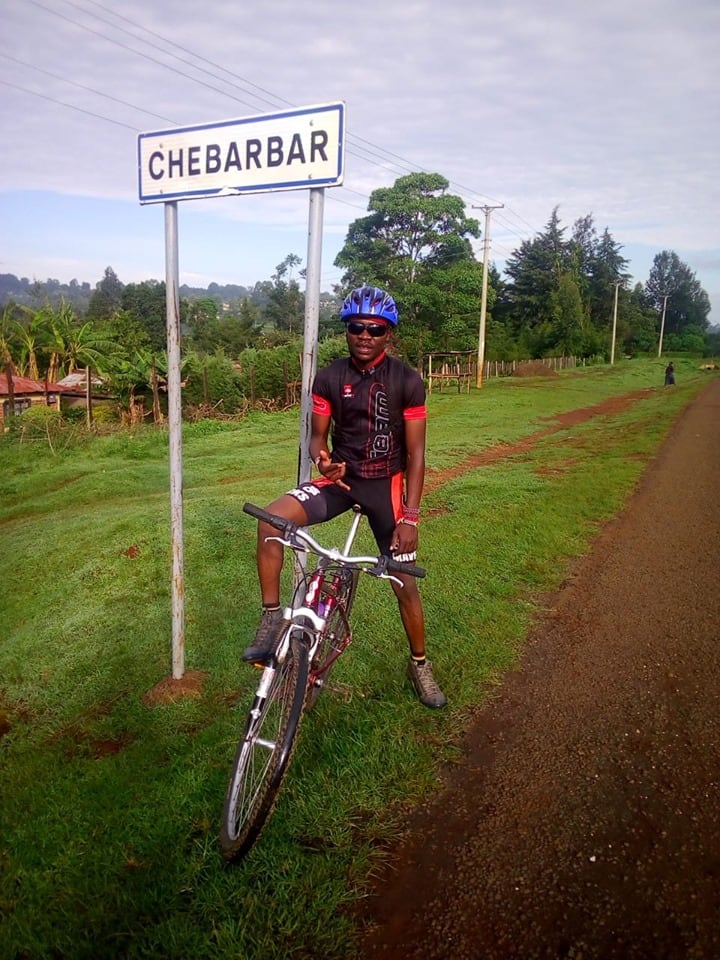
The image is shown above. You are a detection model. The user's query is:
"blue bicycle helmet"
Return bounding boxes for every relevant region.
[339,285,399,326]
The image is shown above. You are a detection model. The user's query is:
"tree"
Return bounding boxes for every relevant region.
[504,207,568,340]
[120,281,167,352]
[335,172,480,289]
[620,284,658,356]
[1,302,34,385]
[39,299,118,426]
[262,255,304,334]
[13,307,44,380]
[550,273,588,356]
[334,172,482,362]
[186,297,219,352]
[567,218,630,332]
[86,267,124,321]
[645,251,711,336]
[588,228,630,332]
[0,302,26,420]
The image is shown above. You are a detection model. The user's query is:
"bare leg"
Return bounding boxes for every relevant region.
[391,574,426,659]
[256,494,308,605]
[394,574,447,707]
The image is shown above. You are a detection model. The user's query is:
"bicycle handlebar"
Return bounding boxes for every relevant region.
[243,502,426,579]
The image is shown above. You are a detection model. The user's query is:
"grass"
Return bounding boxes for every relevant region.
[0,356,715,959]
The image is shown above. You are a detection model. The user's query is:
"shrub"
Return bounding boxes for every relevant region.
[10,404,63,439]
[92,403,121,424]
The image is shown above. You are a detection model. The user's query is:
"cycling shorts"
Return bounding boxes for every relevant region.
[285,473,409,557]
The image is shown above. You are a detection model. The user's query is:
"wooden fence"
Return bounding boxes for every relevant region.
[426,352,578,392]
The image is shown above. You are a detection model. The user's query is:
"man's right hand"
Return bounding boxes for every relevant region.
[316,449,350,491]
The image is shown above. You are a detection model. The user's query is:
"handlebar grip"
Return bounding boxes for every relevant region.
[243,502,297,536]
[385,557,426,579]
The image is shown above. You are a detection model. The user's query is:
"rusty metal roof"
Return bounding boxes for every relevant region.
[0,373,73,396]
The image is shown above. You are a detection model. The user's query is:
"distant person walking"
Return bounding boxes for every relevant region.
[664,362,676,386]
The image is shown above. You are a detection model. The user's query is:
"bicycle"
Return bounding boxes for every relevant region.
[219,500,426,864]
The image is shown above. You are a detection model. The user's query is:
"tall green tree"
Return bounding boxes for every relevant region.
[645,250,711,336]
[335,172,480,289]
[504,207,568,340]
[334,172,482,362]
[588,228,630,331]
[623,284,660,355]
[550,273,588,356]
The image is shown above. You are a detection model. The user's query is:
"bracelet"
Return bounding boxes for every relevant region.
[402,507,420,522]
[399,517,418,527]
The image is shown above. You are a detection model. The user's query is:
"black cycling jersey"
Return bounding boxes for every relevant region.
[311,353,426,480]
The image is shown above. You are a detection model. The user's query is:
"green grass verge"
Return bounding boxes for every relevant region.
[0,357,715,959]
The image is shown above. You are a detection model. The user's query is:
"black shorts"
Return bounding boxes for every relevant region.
[285,473,406,556]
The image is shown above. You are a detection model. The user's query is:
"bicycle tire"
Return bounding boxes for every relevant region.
[220,633,309,863]
[307,568,359,709]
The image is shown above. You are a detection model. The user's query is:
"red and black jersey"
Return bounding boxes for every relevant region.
[311,353,426,480]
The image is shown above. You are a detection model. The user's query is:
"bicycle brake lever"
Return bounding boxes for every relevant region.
[367,557,403,586]
[265,534,308,554]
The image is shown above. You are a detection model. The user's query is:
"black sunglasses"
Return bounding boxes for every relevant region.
[345,320,389,337]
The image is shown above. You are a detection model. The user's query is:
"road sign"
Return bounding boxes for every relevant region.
[138,101,344,204]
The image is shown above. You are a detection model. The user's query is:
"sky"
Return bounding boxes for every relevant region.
[1,0,718,321]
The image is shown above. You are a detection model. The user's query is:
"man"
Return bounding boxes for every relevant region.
[242,285,447,709]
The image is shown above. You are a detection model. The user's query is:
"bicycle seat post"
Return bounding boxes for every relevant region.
[342,506,364,555]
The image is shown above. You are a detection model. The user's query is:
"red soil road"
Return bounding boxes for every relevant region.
[357,378,720,960]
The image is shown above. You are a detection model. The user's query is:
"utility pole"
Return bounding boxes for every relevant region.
[610,280,620,365]
[657,294,669,358]
[472,203,503,388]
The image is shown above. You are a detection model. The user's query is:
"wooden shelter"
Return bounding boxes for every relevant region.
[426,351,474,393]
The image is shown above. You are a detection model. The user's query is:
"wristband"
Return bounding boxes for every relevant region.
[400,518,418,527]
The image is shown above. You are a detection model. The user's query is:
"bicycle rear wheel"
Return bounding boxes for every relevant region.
[307,568,358,709]
[220,633,309,863]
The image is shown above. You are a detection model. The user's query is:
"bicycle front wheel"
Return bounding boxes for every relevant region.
[220,634,309,863]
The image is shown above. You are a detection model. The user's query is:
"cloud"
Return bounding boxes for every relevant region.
[0,0,717,316]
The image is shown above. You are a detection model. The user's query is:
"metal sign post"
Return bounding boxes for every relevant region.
[139,103,344,681]
[164,201,185,679]
[298,187,325,486]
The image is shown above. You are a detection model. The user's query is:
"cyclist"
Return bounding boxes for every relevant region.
[242,285,447,709]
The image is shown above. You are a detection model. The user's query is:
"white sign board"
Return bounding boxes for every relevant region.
[138,101,344,204]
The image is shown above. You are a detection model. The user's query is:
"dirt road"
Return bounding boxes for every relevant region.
[358,378,720,960]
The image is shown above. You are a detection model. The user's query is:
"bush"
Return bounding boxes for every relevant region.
[182,353,246,414]
[61,407,86,424]
[91,403,121,424]
[10,404,63,439]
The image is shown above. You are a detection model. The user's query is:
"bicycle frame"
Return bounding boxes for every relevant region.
[276,508,365,685]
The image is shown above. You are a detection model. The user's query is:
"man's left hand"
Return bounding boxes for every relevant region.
[390,520,418,557]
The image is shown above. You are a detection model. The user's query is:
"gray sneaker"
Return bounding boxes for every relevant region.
[406,658,447,709]
[242,608,283,663]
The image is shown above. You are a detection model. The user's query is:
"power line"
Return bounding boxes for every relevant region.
[82,0,290,111]
[0,52,177,125]
[0,77,138,130]
[25,0,507,212]
[27,0,269,115]
[5,0,555,281]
